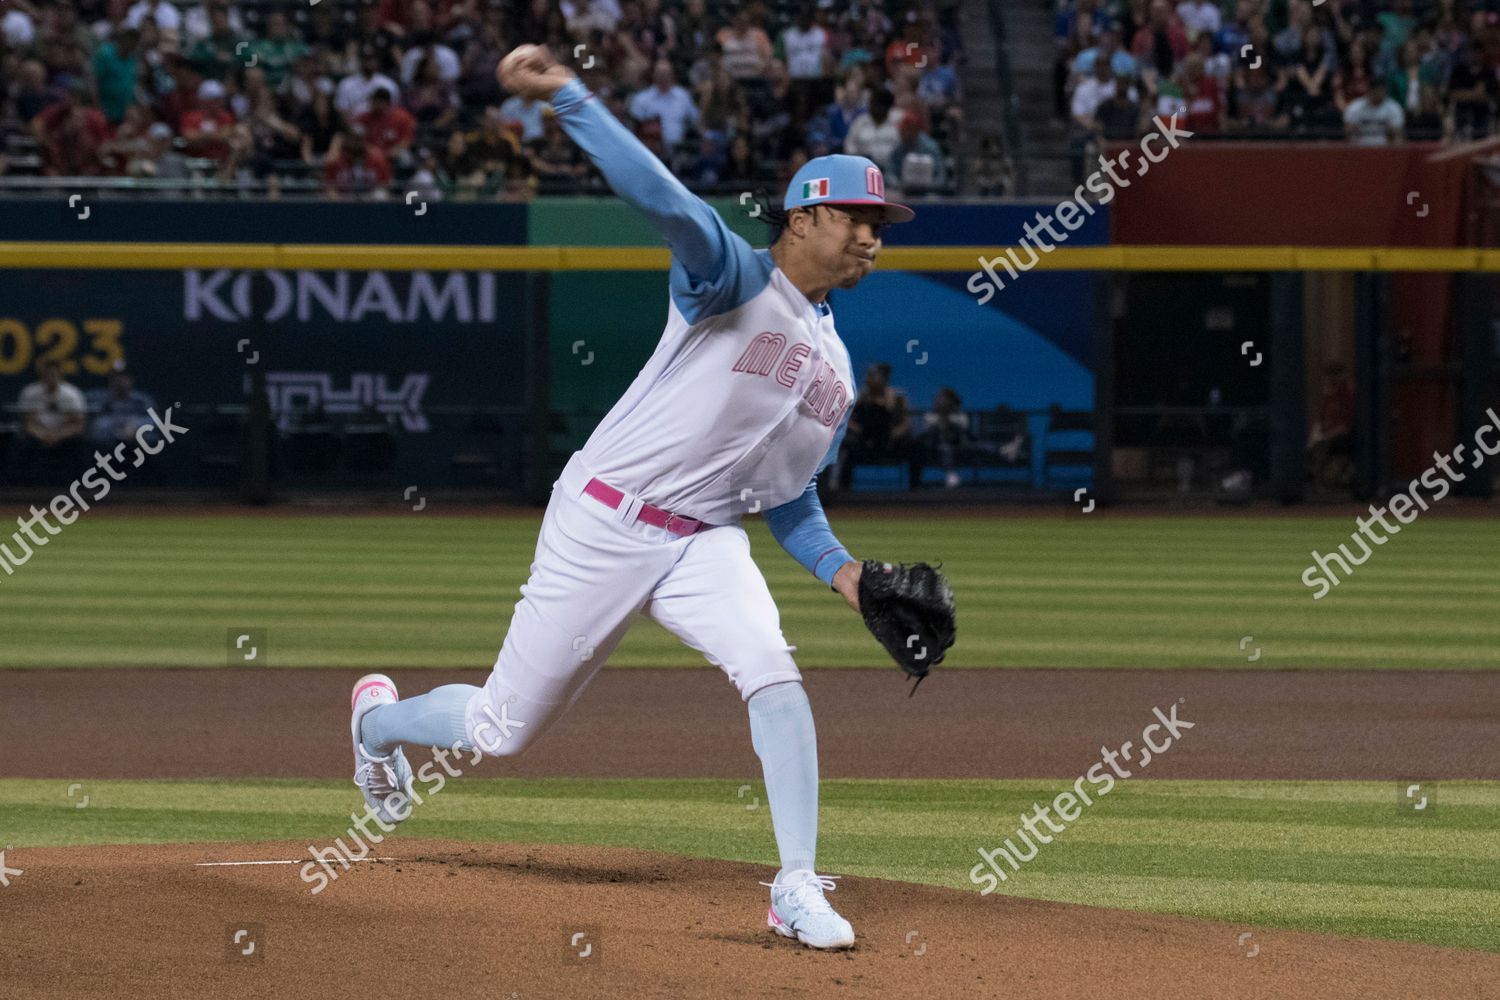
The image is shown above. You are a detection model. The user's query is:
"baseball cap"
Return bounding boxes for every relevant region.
[198,79,226,100]
[784,154,914,224]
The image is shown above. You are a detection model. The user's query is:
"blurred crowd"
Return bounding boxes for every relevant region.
[0,0,968,199]
[1057,0,1496,166]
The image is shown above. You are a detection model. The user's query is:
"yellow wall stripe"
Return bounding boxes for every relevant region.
[0,243,1497,272]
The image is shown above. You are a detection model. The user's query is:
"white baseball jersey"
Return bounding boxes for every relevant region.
[553,78,853,530]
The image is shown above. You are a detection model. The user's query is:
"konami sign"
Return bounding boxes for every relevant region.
[183,270,499,324]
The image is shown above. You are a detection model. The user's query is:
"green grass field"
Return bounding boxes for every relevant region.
[3,776,1496,953]
[0,513,1496,668]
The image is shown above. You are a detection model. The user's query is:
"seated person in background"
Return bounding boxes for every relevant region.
[357,86,416,166]
[322,130,393,198]
[13,358,88,471]
[1306,363,1355,489]
[31,80,110,177]
[87,365,157,446]
[837,362,914,490]
[914,386,970,489]
[1343,78,1404,146]
[888,113,946,195]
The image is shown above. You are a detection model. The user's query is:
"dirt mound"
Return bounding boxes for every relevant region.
[2,840,1494,999]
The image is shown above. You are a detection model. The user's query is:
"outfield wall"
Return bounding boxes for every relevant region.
[0,200,1103,494]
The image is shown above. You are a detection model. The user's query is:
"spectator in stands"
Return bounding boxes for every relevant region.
[187,3,244,82]
[1175,0,1220,42]
[1054,0,1106,119]
[716,8,772,81]
[407,55,462,130]
[914,386,970,489]
[563,0,622,37]
[630,58,698,147]
[13,59,55,123]
[358,86,416,165]
[888,112,945,194]
[1070,55,1116,181]
[1344,77,1404,145]
[180,79,236,168]
[1228,63,1286,131]
[844,88,902,169]
[695,62,748,140]
[32,80,109,177]
[281,53,327,114]
[1180,53,1223,132]
[1073,27,1138,85]
[124,0,181,41]
[322,129,392,198]
[87,365,157,446]
[336,48,401,119]
[12,357,87,473]
[92,27,140,126]
[1447,42,1494,139]
[1406,84,1451,142]
[458,13,506,108]
[723,132,757,184]
[1306,363,1354,489]
[1193,31,1230,88]
[244,86,303,186]
[399,27,462,89]
[99,103,160,176]
[683,126,724,184]
[837,362,914,491]
[816,65,869,151]
[782,5,831,123]
[528,111,588,181]
[449,104,519,192]
[1334,35,1374,113]
[1281,26,1339,135]
[1131,0,1189,79]
[1097,73,1144,139]
[885,9,939,81]
[249,10,311,89]
[298,83,344,167]
[183,0,243,47]
[2,1,36,52]
[972,133,1015,197]
[408,145,451,201]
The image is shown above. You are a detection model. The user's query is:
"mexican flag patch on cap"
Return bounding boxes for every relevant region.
[802,178,830,200]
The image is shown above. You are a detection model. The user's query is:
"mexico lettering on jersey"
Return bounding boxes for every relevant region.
[580,254,852,525]
[550,76,856,548]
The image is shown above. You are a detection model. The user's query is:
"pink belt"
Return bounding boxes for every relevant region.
[583,477,708,536]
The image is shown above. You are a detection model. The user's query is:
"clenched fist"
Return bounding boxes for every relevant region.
[497,44,576,102]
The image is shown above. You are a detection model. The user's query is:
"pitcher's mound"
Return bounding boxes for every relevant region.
[4,840,1494,998]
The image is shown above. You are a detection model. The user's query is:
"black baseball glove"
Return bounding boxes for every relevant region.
[857,560,956,694]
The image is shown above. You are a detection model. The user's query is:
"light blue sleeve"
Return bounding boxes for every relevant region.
[550,78,770,323]
[763,416,852,588]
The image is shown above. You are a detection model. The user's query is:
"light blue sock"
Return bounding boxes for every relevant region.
[361,684,478,757]
[748,681,818,881]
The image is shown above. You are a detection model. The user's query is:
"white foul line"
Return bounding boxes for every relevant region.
[195,858,400,867]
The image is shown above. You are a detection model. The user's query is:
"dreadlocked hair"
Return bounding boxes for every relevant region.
[742,188,795,245]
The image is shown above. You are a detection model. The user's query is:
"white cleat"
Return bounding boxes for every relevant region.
[350,673,415,826]
[764,870,856,950]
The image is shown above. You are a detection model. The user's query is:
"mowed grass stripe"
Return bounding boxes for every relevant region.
[1,515,1497,668]
[1,777,1496,952]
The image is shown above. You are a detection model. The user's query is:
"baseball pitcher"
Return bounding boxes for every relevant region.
[349,45,955,950]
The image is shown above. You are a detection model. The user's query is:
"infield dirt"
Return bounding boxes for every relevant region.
[5,840,1498,1000]
[4,666,1498,998]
